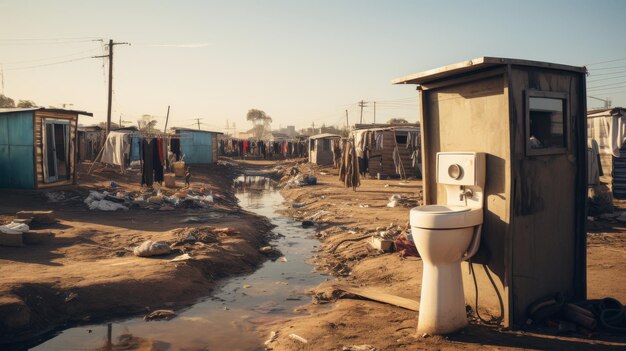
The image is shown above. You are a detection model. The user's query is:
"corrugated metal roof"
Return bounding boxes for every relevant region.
[171,127,223,134]
[392,57,586,85]
[0,107,93,116]
[309,133,341,140]
[587,107,626,118]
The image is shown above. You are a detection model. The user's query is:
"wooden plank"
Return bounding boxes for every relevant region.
[332,284,420,312]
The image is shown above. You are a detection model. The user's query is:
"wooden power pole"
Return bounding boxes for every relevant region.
[94,39,130,136]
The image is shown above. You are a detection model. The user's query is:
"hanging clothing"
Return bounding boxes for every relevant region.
[339,140,360,191]
[170,138,181,161]
[153,138,164,183]
[141,139,154,187]
[100,131,127,166]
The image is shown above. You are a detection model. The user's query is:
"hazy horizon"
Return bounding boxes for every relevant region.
[1,0,625,133]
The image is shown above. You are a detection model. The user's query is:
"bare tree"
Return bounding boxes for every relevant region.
[246,108,272,139]
[17,100,38,108]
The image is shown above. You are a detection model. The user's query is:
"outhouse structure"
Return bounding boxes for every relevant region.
[308,133,340,165]
[0,107,92,189]
[394,57,587,328]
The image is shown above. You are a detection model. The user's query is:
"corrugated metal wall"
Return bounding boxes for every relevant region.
[179,131,214,164]
[0,111,35,188]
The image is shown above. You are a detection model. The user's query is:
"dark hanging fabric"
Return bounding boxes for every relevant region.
[153,138,164,183]
[170,138,181,161]
[142,139,154,187]
[339,140,360,191]
[157,137,164,163]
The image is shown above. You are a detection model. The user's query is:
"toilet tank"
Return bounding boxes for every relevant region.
[436,152,486,187]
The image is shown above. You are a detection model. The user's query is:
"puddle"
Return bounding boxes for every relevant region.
[31,175,327,351]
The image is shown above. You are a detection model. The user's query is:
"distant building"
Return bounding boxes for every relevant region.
[171,127,223,164]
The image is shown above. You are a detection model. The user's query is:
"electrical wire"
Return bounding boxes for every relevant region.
[588,64,626,71]
[586,57,626,66]
[588,74,626,84]
[587,80,626,90]
[1,48,100,65]
[3,56,93,71]
[588,69,626,77]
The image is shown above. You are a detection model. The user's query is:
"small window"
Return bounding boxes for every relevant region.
[526,91,568,156]
[395,134,408,144]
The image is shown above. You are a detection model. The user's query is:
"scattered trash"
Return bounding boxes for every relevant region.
[265,331,279,346]
[64,292,78,303]
[394,234,419,258]
[292,202,306,208]
[88,199,128,211]
[386,194,418,208]
[359,204,370,208]
[260,246,274,253]
[110,181,119,188]
[144,309,176,321]
[288,333,308,344]
[616,212,626,223]
[133,240,171,257]
[44,192,66,202]
[343,345,377,351]
[279,256,288,262]
[170,253,193,262]
[0,222,29,235]
[243,284,252,289]
[302,220,315,227]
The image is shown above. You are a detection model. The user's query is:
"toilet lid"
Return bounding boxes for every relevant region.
[412,205,470,214]
[410,205,482,229]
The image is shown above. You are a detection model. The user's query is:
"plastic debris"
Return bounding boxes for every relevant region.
[265,331,279,346]
[0,222,29,235]
[144,309,176,321]
[133,240,171,257]
[288,334,308,344]
[170,253,193,262]
[343,345,377,351]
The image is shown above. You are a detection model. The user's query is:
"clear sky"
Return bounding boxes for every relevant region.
[1,0,625,133]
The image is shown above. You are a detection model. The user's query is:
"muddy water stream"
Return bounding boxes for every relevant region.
[33,175,327,350]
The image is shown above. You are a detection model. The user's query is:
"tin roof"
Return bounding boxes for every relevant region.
[0,107,93,116]
[392,57,586,86]
[171,127,223,135]
[309,133,341,140]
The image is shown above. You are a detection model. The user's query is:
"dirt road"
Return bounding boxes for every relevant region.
[0,162,274,347]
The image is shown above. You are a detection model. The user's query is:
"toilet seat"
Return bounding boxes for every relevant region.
[410,205,483,229]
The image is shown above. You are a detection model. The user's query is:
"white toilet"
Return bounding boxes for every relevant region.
[410,152,486,335]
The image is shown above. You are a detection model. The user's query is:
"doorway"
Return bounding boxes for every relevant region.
[43,120,71,183]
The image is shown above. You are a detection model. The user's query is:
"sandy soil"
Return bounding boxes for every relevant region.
[0,161,275,347]
[262,161,626,351]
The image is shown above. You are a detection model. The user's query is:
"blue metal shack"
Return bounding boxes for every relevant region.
[0,108,92,189]
[172,127,222,164]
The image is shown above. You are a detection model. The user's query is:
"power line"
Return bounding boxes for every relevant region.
[588,84,626,93]
[4,56,93,71]
[588,80,626,90]
[588,69,626,77]
[586,57,626,66]
[1,48,100,65]
[588,74,626,83]
[588,64,626,71]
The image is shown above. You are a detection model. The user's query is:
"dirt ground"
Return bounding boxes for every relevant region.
[261,161,626,351]
[0,161,276,347]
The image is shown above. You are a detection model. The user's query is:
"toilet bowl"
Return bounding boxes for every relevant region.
[410,152,485,335]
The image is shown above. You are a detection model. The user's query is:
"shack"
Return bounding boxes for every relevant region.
[394,57,587,327]
[308,133,340,165]
[0,107,93,189]
[587,107,626,197]
[171,128,222,164]
[77,125,104,161]
[351,124,421,179]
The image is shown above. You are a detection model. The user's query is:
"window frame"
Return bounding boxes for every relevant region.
[524,89,570,156]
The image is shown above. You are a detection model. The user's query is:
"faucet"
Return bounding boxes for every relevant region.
[459,186,473,201]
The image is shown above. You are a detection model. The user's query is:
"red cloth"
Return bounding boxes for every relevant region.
[394,236,420,258]
[243,140,248,154]
[157,137,164,163]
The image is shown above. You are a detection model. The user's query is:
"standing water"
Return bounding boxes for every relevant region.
[32,175,327,350]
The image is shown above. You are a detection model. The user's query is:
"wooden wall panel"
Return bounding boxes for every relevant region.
[34,111,78,187]
[508,67,585,324]
[422,72,511,324]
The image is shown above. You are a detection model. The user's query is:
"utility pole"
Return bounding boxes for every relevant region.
[163,106,171,133]
[345,109,349,129]
[588,95,612,109]
[93,39,130,136]
[195,118,202,130]
[373,101,376,124]
[358,100,367,124]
